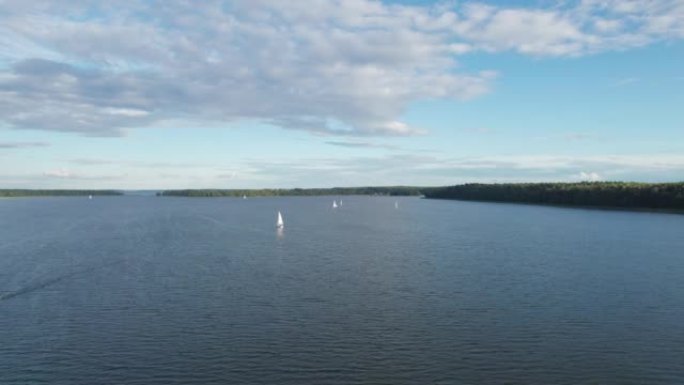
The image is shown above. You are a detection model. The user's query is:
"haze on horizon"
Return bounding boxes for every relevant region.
[1,0,682,189]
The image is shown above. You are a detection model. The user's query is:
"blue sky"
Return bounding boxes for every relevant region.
[1,0,683,188]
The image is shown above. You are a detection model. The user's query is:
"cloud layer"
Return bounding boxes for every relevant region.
[0,141,48,149]
[232,153,684,187]
[1,153,674,189]
[1,0,683,137]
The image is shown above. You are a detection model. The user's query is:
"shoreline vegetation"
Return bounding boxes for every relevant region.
[3,182,683,211]
[0,190,123,197]
[425,182,684,211]
[158,186,430,197]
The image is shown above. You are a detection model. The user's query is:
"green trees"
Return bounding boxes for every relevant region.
[425,182,684,210]
[0,190,122,197]
[159,186,433,197]
[6,183,682,211]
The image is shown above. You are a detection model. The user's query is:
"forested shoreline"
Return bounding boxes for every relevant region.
[0,190,123,197]
[4,183,684,211]
[425,182,684,210]
[159,186,432,197]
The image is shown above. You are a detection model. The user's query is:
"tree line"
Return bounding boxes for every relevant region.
[5,183,684,211]
[0,189,123,197]
[159,186,434,197]
[424,182,684,210]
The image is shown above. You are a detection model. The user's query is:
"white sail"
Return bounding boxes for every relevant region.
[276,211,284,228]
[339,200,343,206]
[88,195,93,200]
[332,200,338,209]
[243,195,247,199]
[395,200,399,209]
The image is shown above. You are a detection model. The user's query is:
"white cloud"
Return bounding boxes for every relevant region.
[5,153,682,188]
[325,140,399,150]
[0,141,49,149]
[563,132,598,141]
[0,0,495,137]
[103,108,150,117]
[43,168,72,178]
[0,0,682,137]
[578,171,603,181]
[454,0,684,56]
[454,5,587,56]
[218,153,684,187]
[594,19,623,33]
[612,77,640,87]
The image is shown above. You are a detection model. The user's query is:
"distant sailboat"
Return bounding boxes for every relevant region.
[332,200,338,209]
[395,200,399,209]
[88,195,93,200]
[242,195,247,199]
[276,211,284,229]
[339,199,343,206]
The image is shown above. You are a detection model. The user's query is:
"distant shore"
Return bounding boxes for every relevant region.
[424,182,684,211]
[157,186,432,197]
[0,190,123,198]
[4,182,684,212]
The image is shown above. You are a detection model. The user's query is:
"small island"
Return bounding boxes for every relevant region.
[424,182,684,211]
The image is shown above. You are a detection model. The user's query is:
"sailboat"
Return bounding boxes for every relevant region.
[242,195,247,199]
[339,199,343,207]
[395,200,399,209]
[88,195,93,200]
[276,211,284,229]
[332,200,338,209]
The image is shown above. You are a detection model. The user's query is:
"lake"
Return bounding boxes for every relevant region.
[1,196,683,384]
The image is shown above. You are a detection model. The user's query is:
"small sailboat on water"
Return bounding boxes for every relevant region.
[276,211,284,229]
[88,195,93,200]
[395,200,399,209]
[242,195,247,199]
[332,200,338,209]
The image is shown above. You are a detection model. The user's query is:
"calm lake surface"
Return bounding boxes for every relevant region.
[1,196,683,384]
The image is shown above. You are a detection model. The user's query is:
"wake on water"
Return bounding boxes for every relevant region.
[0,259,124,303]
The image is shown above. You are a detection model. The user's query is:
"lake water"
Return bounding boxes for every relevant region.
[1,196,683,384]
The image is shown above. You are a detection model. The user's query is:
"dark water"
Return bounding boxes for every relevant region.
[1,196,683,384]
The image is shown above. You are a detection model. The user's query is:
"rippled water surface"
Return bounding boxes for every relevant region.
[1,196,683,384]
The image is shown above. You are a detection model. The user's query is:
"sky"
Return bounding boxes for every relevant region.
[0,0,683,189]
